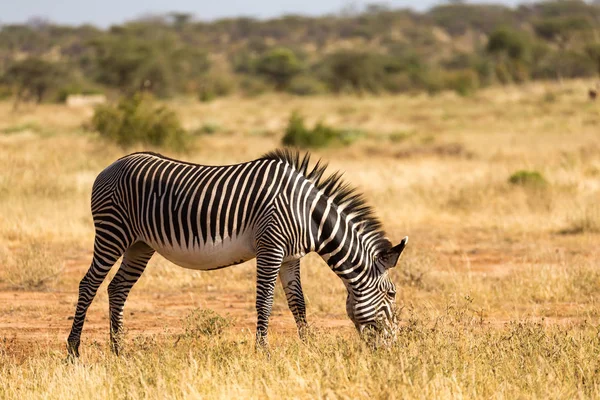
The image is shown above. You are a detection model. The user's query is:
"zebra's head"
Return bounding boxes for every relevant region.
[346,236,408,344]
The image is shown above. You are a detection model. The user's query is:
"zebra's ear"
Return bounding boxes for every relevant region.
[380,236,408,269]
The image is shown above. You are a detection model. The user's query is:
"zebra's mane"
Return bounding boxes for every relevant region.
[262,148,392,254]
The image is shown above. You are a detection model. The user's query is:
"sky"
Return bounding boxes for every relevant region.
[1,0,523,27]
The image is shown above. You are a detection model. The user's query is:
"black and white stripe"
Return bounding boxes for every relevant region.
[67,149,407,357]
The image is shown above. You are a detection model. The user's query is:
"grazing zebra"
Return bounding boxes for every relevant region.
[67,149,408,357]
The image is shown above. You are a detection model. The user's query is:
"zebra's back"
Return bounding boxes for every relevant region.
[93,152,293,270]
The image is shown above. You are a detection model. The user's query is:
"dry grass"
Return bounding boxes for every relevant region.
[0,80,600,398]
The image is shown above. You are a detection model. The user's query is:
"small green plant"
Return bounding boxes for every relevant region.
[182,309,231,338]
[1,122,41,135]
[282,112,363,148]
[193,122,221,136]
[389,130,416,143]
[508,170,547,187]
[91,94,187,150]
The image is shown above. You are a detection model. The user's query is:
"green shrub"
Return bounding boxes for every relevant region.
[287,75,327,96]
[444,69,480,96]
[508,170,547,187]
[389,130,416,143]
[282,112,363,148]
[193,122,221,136]
[255,47,303,90]
[91,94,187,151]
[318,50,386,93]
[182,309,231,338]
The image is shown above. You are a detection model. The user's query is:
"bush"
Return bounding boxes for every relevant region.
[282,112,364,148]
[255,47,302,90]
[287,75,327,96]
[91,94,187,150]
[487,27,531,61]
[444,69,480,96]
[318,50,386,93]
[508,170,547,187]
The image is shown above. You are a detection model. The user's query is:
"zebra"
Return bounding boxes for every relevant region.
[67,149,408,357]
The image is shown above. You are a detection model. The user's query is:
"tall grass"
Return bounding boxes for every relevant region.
[0,80,599,399]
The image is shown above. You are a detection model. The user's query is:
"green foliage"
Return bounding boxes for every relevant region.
[1,58,66,104]
[584,43,600,75]
[532,50,597,79]
[182,309,231,338]
[534,16,591,43]
[286,75,327,96]
[91,32,210,97]
[282,112,364,148]
[444,69,480,96]
[2,2,600,98]
[508,170,547,187]
[193,122,221,136]
[91,94,187,150]
[487,28,530,61]
[255,47,302,90]
[319,51,385,93]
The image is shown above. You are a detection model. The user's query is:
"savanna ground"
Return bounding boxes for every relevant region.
[1,80,600,399]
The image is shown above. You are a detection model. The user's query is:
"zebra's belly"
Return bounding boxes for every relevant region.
[147,234,256,271]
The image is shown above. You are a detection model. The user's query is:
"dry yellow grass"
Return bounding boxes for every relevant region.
[1,80,600,398]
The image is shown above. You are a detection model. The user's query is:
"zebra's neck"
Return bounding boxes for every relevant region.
[311,195,375,284]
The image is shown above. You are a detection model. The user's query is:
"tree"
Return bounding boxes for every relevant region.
[255,47,302,90]
[90,33,209,97]
[1,58,65,108]
[585,43,600,75]
[486,27,531,83]
[533,16,591,49]
[318,50,385,93]
[487,28,530,61]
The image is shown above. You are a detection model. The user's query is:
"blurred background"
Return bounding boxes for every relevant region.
[2,0,600,106]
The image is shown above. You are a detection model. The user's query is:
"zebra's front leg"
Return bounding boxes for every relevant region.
[255,247,284,349]
[279,259,308,340]
[107,242,154,356]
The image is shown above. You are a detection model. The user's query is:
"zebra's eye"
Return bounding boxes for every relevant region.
[387,290,396,298]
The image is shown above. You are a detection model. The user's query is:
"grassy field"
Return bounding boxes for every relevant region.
[1,80,600,398]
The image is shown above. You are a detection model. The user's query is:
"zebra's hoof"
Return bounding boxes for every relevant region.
[110,341,122,356]
[66,340,80,360]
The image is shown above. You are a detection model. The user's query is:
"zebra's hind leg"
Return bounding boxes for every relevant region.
[67,235,131,359]
[107,241,155,356]
[279,259,308,340]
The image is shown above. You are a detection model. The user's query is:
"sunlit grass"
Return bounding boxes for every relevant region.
[0,80,599,398]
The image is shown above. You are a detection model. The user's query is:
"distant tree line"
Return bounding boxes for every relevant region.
[2,0,600,103]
